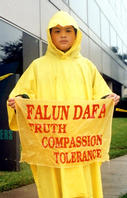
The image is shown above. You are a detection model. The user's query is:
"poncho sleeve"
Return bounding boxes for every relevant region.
[87,59,112,100]
[7,61,37,131]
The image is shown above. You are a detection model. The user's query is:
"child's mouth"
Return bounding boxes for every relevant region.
[60,40,68,43]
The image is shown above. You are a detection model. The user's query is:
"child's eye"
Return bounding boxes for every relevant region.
[55,30,60,33]
[66,30,72,32]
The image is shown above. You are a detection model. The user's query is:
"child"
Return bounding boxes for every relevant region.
[8,11,120,198]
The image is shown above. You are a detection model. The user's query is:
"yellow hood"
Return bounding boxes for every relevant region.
[46,11,82,58]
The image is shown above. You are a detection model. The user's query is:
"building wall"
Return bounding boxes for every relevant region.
[0,0,40,37]
[0,0,127,95]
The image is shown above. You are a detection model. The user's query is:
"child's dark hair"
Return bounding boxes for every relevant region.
[50,26,77,35]
[73,27,77,35]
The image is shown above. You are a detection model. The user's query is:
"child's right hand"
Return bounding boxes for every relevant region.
[8,96,22,110]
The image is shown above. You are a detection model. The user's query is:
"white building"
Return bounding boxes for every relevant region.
[1,0,127,97]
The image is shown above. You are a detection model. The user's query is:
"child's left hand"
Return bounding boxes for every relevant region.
[106,93,120,106]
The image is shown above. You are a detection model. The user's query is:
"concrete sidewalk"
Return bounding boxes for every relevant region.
[0,155,127,198]
[102,155,127,198]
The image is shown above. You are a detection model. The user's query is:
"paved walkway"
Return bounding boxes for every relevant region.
[102,155,127,198]
[0,155,127,198]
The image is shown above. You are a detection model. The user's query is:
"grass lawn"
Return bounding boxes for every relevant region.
[119,194,127,198]
[0,162,34,192]
[110,118,127,159]
[0,118,127,192]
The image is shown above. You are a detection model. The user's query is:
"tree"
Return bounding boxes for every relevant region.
[0,38,23,74]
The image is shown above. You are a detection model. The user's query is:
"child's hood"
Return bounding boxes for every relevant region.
[46,11,82,58]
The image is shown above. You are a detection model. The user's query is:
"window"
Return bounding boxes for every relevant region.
[88,0,100,37]
[62,0,69,4]
[117,36,123,56]
[0,19,40,170]
[0,19,23,171]
[22,32,39,71]
[0,19,40,74]
[109,0,116,9]
[110,26,117,48]
[42,42,48,56]
[69,0,87,23]
[121,6,127,28]
[0,20,23,75]
[101,13,110,46]
[116,0,121,18]
[122,45,127,65]
[123,45,127,56]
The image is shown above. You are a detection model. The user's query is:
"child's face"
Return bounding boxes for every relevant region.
[50,25,76,52]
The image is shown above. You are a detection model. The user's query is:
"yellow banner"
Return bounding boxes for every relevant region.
[15,98,114,168]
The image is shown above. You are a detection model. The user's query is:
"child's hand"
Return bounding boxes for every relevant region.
[8,96,22,110]
[106,93,120,106]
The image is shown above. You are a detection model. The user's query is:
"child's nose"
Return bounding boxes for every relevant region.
[60,31,66,37]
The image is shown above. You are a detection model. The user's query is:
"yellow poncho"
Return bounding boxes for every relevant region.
[7,11,112,198]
